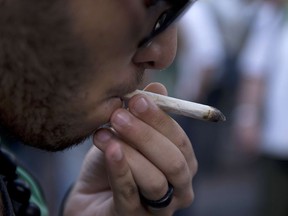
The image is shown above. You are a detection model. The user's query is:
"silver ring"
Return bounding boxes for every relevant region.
[139,183,174,209]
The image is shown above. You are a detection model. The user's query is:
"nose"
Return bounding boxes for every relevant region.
[132,26,178,70]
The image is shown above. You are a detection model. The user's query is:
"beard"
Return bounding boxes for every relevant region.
[0,0,95,151]
[0,62,94,152]
[0,66,96,152]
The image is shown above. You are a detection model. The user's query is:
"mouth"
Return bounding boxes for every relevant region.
[107,86,138,112]
[108,83,140,101]
[110,93,132,109]
[107,68,145,99]
[109,95,126,107]
[96,85,139,131]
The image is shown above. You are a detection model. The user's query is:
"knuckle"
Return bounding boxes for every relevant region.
[169,158,187,177]
[147,104,172,127]
[141,179,168,200]
[182,189,195,208]
[176,187,195,209]
[120,183,138,200]
[148,180,168,199]
[136,126,154,145]
[191,157,198,177]
[151,114,168,129]
[175,133,189,150]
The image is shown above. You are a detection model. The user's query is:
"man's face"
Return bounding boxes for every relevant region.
[0,0,178,151]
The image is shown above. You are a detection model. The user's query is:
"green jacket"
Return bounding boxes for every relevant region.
[0,139,49,216]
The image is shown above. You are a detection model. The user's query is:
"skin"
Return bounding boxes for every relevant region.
[0,0,176,151]
[0,0,198,215]
[64,83,197,215]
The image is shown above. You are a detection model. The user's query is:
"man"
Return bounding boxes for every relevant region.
[0,0,198,215]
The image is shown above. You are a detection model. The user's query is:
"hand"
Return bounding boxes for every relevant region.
[63,83,198,216]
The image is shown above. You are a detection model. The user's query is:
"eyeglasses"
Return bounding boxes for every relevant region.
[138,0,197,47]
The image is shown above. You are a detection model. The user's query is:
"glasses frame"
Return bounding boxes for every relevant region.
[138,0,197,47]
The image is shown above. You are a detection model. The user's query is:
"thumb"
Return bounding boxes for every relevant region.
[143,82,168,96]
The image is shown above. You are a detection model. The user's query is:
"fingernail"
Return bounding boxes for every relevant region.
[113,111,130,127]
[94,130,112,143]
[133,97,148,113]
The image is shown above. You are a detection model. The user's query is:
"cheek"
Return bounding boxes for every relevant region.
[77,85,122,127]
[69,0,140,57]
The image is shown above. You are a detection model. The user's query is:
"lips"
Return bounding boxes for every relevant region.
[108,83,139,100]
[105,87,135,116]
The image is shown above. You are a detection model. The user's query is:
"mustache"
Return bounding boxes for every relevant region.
[107,69,145,97]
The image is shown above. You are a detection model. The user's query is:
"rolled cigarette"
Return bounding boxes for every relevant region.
[124,90,226,122]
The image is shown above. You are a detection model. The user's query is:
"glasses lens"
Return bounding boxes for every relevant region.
[139,0,196,47]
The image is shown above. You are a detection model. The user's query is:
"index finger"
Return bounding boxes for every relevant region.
[127,93,197,174]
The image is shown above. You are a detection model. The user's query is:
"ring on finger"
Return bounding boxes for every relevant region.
[139,182,174,209]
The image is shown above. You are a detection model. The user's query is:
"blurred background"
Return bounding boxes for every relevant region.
[7,0,288,215]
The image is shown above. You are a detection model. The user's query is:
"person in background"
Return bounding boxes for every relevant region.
[0,0,198,215]
[171,2,225,215]
[234,0,288,215]
[174,0,225,103]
